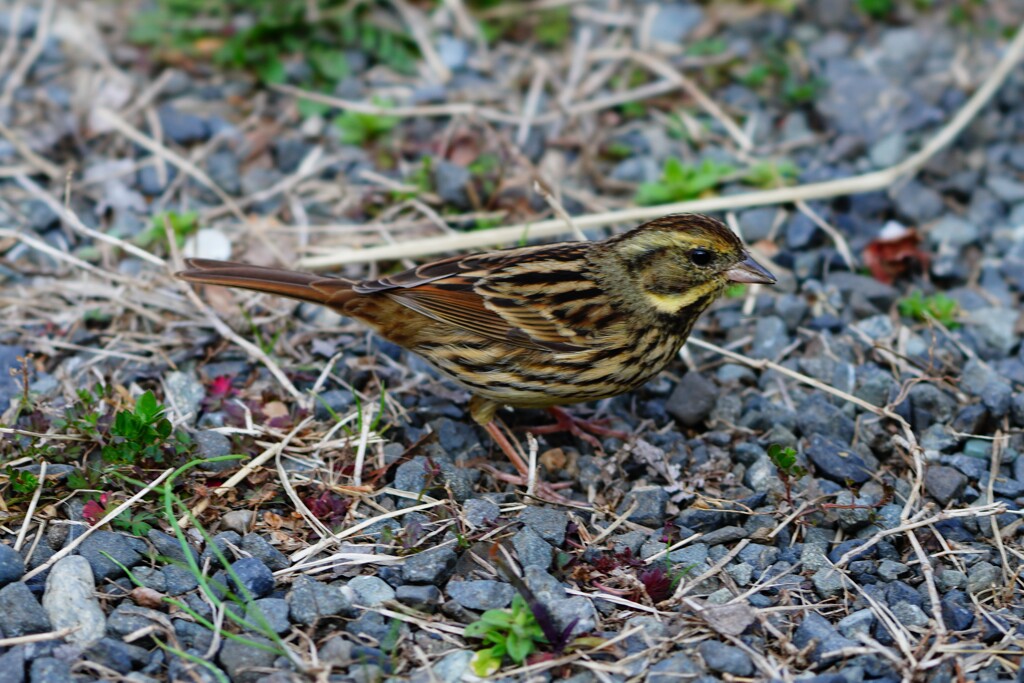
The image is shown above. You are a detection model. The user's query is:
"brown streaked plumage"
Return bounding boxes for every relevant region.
[177,214,775,493]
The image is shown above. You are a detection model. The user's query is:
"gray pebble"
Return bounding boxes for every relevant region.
[28,658,71,683]
[218,635,276,683]
[287,575,352,625]
[395,584,442,612]
[0,544,25,587]
[402,546,457,584]
[228,557,274,599]
[194,430,235,472]
[649,4,704,44]
[750,316,788,360]
[42,556,105,647]
[241,534,290,572]
[806,434,871,484]
[447,579,514,611]
[924,465,967,506]
[246,598,290,635]
[837,608,876,639]
[698,640,753,677]
[348,575,395,606]
[433,161,472,210]
[616,486,668,528]
[0,582,50,637]
[513,526,553,569]
[106,603,164,639]
[792,612,857,663]
[666,372,718,426]
[463,498,500,528]
[519,507,568,546]
[157,105,210,145]
[966,561,1001,596]
[77,531,146,581]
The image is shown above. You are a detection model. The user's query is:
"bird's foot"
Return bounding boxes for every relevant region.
[482,420,576,504]
[522,406,631,452]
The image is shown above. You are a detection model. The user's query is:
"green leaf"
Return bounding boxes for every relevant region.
[464,622,490,638]
[256,56,287,85]
[471,648,501,677]
[479,610,514,628]
[309,47,349,80]
[506,632,534,663]
[297,97,330,118]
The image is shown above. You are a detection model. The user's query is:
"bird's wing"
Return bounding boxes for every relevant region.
[352,244,615,352]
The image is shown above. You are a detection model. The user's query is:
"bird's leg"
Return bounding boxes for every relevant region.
[524,406,631,451]
[482,420,574,503]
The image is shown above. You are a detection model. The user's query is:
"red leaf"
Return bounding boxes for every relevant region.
[863,222,929,284]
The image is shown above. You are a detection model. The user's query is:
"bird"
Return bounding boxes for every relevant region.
[177,213,775,498]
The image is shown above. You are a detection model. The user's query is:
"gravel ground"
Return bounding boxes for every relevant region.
[1,1,1024,682]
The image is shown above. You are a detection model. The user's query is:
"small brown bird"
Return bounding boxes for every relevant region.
[178,214,774,495]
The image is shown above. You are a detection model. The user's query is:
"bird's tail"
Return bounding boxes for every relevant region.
[176,258,357,307]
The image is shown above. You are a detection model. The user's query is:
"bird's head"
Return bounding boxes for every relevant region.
[594,214,776,316]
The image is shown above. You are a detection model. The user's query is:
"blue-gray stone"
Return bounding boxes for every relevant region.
[0,544,25,587]
[433,161,472,209]
[28,658,71,683]
[793,612,857,662]
[0,582,50,637]
[287,575,352,625]
[511,526,552,569]
[348,575,395,606]
[436,35,471,71]
[667,372,718,426]
[395,584,441,611]
[402,546,457,584]
[240,534,289,572]
[617,486,669,528]
[649,4,704,44]
[940,590,974,631]
[519,507,568,546]
[924,465,967,506]
[0,345,27,410]
[463,498,500,528]
[806,434,871,484]
[157,105,210,144]
[698,640,753,676]
[228,557,274,599]
[246,598,290,635]
[77,531,145,581]
[447,580,515,611]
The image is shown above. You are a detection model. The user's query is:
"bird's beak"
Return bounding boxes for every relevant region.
[726,253,776,284]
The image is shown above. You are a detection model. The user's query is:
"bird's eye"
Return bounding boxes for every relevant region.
[689,248,713,267]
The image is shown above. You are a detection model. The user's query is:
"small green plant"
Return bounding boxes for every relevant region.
[535,7,571,47]
[102,391,174,465]
[635,157,736,206]
[136,211,199,251]
[685,38,728,56]
[83,492,159,535]
[465,594,548,676]
[335,101,400,145]
[744,160,799,189]
[897,291,960,328]
[857,0,893,19]
[733,47,826,106]
[392,156,434,201]
[5,467,39,495]
[130,0,419,97]
[240,309,284,355]
[768,443,806,507]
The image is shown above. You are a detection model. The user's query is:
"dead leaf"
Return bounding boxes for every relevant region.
[697,600,756,637]
[131,587,167,610]
[863,221,928,284]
